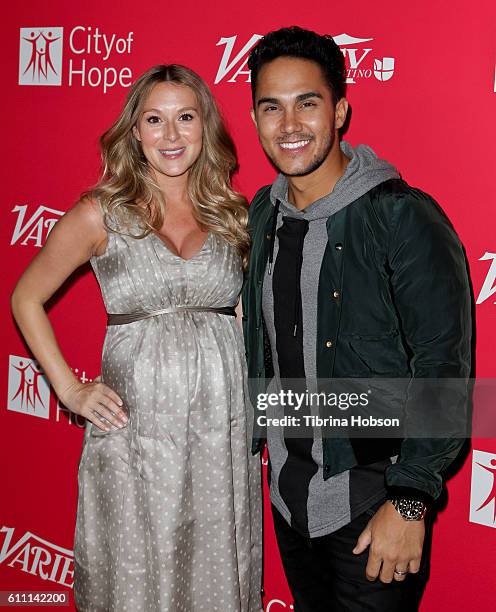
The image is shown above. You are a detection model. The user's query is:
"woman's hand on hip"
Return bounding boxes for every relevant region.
[60,380,128,431]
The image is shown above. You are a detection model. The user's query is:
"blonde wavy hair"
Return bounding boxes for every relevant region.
[87,64,250,268]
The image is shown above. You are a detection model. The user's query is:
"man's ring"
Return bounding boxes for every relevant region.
[394,569,408,576]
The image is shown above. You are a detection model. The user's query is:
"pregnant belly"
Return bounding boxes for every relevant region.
[101,315,246,425]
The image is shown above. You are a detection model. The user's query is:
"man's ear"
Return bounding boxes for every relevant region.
[335,98,349,130]
[250,107,257,127]
[132,125,141,142]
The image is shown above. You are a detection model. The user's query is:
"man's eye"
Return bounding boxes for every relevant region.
[179,113,194,121]
[302,101,316,108]
[263,106,278,112]
[146,115,161,124]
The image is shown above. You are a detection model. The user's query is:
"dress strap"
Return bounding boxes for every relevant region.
[107,305,236,326]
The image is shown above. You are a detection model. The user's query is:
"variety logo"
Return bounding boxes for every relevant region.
[215,33,395,85]
[19,25,134,93]
[215,34,260,84]
[0,526,74,587]
[11,204,64,248]
[7,355,50,420]
[336,34,395,84]
[476,252,496,304]
[19,28,64,86]
[470,449,496,528]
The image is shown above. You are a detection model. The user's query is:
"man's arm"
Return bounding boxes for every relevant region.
[354,187,471,582]
[385,187,471,499]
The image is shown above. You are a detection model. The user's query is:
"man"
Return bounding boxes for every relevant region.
[241,26,471,611]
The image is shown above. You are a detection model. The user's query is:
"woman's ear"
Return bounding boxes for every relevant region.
[132,125,141,142]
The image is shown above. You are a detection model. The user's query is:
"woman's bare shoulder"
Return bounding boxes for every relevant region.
[59,196,108,257]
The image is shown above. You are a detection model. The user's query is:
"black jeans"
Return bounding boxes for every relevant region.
[272,501,431,612]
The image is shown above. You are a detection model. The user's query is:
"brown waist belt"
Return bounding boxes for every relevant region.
[107,305,236,326]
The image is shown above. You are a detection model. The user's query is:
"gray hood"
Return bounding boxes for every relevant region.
[269,140,400,220]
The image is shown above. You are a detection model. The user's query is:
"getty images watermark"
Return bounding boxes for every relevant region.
[255,387,395,429]
[248,378,476,439]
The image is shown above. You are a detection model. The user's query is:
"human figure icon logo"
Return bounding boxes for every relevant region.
[7,355,51,419]
[19,27,64,86]
[470,450,496,528]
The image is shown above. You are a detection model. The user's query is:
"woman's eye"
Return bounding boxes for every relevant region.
[146,115,161,124]
[179,113,194,121]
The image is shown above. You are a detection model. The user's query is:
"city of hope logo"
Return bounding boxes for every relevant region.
[18,25,134,93]
[470,449,496,528]
[11,204,64,248]
[215,33,395,85]
[7,355,50,420]
[19,27,64,86]
[0,526,74,587]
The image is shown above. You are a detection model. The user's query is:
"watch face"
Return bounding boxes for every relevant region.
[393,498,427,520]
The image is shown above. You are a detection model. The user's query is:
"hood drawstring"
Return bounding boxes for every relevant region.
[293,224,307,337]
[267,199,280,276]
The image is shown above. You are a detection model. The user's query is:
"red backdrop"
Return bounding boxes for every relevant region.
[2,1,496,609]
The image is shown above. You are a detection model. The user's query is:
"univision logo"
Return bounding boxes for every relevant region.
[19,27,64,86]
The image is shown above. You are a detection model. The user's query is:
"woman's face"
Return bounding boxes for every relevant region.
[133,81,203,182]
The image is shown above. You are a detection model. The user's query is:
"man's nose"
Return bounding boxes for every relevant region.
[280,109,302,134]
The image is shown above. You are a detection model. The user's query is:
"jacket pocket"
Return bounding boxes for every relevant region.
[348,331,408,376]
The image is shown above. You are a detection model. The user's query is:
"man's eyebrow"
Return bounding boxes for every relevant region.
[257,92,323,107]
[296,92,323,102]
[257,97,279,107]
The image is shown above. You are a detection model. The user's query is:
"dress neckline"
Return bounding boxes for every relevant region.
[150,230,212,262]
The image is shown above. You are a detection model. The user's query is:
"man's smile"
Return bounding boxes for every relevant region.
[278,139,312,151]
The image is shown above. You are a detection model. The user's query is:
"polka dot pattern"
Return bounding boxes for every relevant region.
[73,229,263,611]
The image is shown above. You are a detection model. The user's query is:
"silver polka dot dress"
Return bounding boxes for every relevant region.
[73,229,263,611]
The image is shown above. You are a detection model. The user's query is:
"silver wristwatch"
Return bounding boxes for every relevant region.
[389,497,427,521]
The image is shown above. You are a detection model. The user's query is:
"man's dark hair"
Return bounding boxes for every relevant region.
[248,26,346,106]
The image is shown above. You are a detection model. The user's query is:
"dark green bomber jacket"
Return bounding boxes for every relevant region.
[241,178,472,502]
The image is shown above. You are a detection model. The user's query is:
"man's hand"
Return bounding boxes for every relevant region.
[352,501,425,583]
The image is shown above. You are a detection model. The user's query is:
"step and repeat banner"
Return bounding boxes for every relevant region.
[2,1,496,610]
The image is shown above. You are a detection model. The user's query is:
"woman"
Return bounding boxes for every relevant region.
[11,64,262,611]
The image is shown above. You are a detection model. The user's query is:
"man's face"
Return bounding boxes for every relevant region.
[251,57,347,177]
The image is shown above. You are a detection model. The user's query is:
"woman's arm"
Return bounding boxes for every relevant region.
[10,198,127,431]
